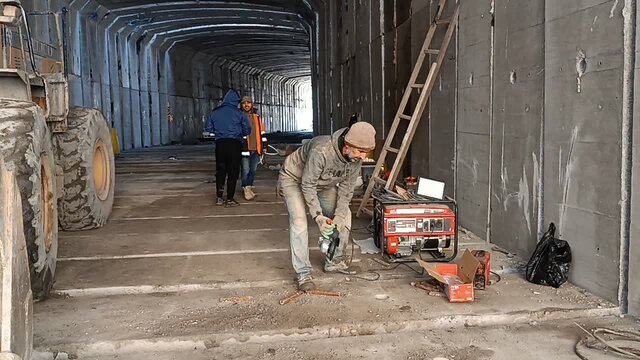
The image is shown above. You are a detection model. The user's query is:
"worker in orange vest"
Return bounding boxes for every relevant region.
[240,96,266,200]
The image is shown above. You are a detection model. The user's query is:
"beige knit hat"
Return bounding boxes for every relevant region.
[345,122,376,151]
[241,96,252,103]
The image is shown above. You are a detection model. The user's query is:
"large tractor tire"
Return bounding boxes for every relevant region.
[55,107,115,230]
[0,99,58,301]
[0,163,34,360]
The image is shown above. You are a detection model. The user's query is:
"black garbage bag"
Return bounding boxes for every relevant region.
[525,223,572,288]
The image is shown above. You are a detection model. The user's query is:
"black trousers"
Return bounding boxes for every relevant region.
[215,138,242,199]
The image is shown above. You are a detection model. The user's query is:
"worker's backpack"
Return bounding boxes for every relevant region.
[525,223,572,288]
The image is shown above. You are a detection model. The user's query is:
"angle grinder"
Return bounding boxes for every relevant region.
[318,224,340,261]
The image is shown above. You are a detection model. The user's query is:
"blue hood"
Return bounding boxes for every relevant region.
[222,89,241,107]
[205,89,251,141]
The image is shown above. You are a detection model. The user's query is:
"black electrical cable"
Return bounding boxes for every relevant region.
[574,324,640,360]
[344,226,380,281]
[342,226,424,281]
[490,270,502,285]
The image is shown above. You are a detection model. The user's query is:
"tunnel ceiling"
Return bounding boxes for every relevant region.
[91,0,321,78]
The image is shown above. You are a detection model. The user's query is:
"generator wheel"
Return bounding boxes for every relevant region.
[0,164,34,360]
[55,107,115,230]
[0,99,59,300]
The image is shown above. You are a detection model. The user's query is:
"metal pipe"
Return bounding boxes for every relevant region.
[1,24,7,68]
[486,0,496,243]
[19,4,37,74]
[536,0,546,239]
[61,7,68,77]
[618,0,636,315]
[53,11,64,75]
[18,23,24,70]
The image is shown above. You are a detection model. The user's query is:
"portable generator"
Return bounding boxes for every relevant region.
[373,192,458,262]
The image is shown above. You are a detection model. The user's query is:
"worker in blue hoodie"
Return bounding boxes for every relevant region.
[205,89,251,207]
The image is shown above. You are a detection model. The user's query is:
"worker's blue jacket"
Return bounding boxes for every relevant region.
[205,90,251,141]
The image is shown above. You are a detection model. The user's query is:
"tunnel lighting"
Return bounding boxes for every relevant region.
[130,16,301,30]
[157,23,300,36]
[112,3,291,15]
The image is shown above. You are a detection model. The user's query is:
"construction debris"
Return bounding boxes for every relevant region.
[219,296,254,304]
[412,280,445,297]
[278,289,341,305]
[279,291,305,305]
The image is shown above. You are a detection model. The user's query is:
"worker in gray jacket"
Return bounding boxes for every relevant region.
[278,122,376,291]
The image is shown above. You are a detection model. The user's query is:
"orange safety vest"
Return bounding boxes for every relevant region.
[243,112,265,156]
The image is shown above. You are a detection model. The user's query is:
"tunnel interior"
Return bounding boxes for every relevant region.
[20,0,320,150]
[5,0,640,317]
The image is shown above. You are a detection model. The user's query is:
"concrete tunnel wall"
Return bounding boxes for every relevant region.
[320,0,638,313]
[19,0,314,150]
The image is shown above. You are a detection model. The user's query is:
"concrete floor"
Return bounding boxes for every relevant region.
[32,145,635,359]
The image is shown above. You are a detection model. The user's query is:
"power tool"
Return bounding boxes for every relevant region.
[373,190,458,262]
[318,226,340,261]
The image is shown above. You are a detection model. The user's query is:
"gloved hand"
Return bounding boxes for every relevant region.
[314,215,336,238]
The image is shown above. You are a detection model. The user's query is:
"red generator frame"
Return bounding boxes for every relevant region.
[373,193,458,263]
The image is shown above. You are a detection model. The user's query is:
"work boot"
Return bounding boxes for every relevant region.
[225,199,239,207]
[216,197,225,206]
[243,186,255,201]
[324,259,349,273]
[250,186,258,197]
[297,276,316,291]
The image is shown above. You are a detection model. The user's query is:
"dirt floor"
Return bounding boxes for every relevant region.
[32,145,636,359]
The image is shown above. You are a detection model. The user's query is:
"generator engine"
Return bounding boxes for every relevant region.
[373,200,457,261]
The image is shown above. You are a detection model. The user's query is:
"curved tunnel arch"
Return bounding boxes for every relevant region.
[45,0,326,149]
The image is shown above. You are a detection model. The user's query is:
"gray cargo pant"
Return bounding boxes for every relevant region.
[278,175,351,280]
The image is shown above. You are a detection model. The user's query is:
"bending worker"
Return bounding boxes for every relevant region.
[240,96,265,201]
[278,122,376,291]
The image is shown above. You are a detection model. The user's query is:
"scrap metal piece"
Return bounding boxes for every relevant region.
[219,296,253,304]
[279,289,341,305]
[279,291,304,305]
[306,290,340,297]
[414,281,446,297]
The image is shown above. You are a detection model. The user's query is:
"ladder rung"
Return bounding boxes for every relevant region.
[399,114,412,120]
[411,83,424,89]
[436,17,451,25]
[386,147,399,154]
[372,176,386,185]
[425,49,440,55]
